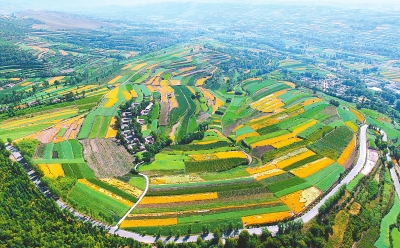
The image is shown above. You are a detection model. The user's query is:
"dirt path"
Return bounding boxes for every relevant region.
[170,122,180,143]
[238,146,253,165]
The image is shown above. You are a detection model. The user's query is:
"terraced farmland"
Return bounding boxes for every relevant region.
[11,44,369,233]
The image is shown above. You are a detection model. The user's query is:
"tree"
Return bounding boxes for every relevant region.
[388,160,394,169]
[224,238,237,248]
[238,230,251,248]
[212,228,221,244]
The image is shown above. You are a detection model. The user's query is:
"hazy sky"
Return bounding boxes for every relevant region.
[1,0,398,5]
[0,0,398,12]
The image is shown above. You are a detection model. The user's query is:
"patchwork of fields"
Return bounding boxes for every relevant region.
[10,44,400,236]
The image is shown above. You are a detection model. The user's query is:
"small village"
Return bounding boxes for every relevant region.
[118,101,155,154]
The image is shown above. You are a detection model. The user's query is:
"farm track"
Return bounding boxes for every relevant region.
[7,125,369,244]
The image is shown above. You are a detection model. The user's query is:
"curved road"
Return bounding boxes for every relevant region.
[7,124,369,244]
[380,130,400,198]
[114,163,150,229]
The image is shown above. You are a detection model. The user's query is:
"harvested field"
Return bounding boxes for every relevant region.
[35,127,59,143]
[242,211,291,226]
[361,149,379,175]
[80,138,134,177]
[120,218,177,228]
[251,145,274,159]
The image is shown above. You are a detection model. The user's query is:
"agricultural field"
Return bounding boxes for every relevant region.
[11,42,400,239]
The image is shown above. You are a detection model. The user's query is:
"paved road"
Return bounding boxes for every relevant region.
[379,130,400,199]
[5,145,113,231]
[299,124,367,223]
[6,124,369,244]
[114,163,150,229]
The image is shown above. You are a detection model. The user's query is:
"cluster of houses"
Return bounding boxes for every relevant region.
[0,83,16,90]
[119,101,155,153]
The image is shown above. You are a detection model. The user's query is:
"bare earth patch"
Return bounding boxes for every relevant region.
[251,145,274,159]
[196,112,211,124]
[361,149,379,175]
[80,138,134,178]
[36,127,58,143]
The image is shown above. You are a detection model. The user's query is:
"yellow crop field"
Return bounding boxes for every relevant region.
[302,98,321,106]
[85,88,108,98]
[187,86,197,95]
[122,63,133,70]
[179,66,196,73]
[161,80,174,94]
[198,87,214,100]
[193,140,219,145]
[120,218,177,228]
[122,90,132,100]
[280,187,321,214]
[275,150,316,169]
[38,164,64,178]
[131,62,147,71]
[291,157,334,178]
[1,108,78,130]
[271,137,302,148]
[190,154,218,161]
[170,94,178,109]
[21,81,32,86]
[69,85,98,95]
[130,89,138,97]
[292,119,318,134]
[251,133,296,148]
[141,192,218,204]
[300,187,321,206]
[105,117,117,138]
[107,76,122,85]
[215,151,247,159]
[250,92,287,113]
[78,179,133,207]
[150,175,204,185]
[345,120,358,132]
[250,119,280,130]
[195,76,211,86]
[233,124,245,133]
[350,108,365,123]
[147,85,156,92]
[214,97,224,113]
[106,87,119,99]
[48,76,65,85]
[169,80,181,86]
[101,178,142,197]
[145,76,157,85]
[104,98,117,108]
[280,190,305,214]
[338,134,356,166]
[254,168,285,181]
[246,165,276,175]
[242,211,291,226]
[236,132,259,142]
[285,82,296,88]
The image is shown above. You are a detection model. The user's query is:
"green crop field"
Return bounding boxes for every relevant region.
[375,196,400,248]
[67,182,129,224]
[7,38,399,241]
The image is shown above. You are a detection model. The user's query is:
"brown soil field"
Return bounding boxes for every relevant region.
[80,138,134,178]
